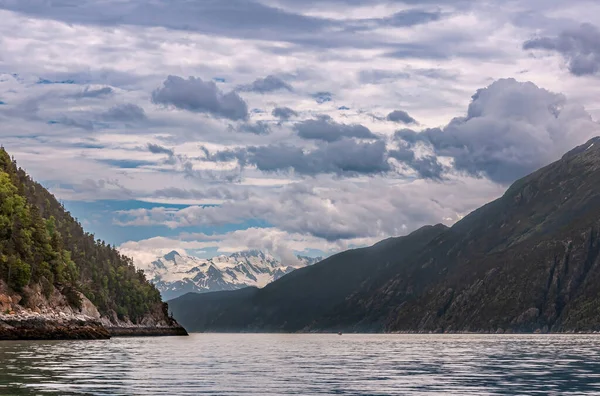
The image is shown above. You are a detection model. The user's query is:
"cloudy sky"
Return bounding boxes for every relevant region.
[1,0,600,267]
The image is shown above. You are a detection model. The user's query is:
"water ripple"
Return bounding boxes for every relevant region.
[1,334,600,395]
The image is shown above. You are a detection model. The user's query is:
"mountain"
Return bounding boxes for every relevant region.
[169,137,600,334]
[0,147,186,339]
[143,250,322,300]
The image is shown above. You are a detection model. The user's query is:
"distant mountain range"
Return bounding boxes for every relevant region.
[143,250,322,300]
[169,137,600,334]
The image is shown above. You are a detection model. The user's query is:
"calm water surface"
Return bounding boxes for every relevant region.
[1,334,600,395]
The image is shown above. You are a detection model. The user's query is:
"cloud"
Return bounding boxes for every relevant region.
[382,9,442,28]
[388,148,444,180]
[52,178,134,202]
[118,227,374,269]
[207,138,390,176]
[48,117,95,131]
[235,121,272,135]
[272,107,298,121]
[0,0,334,43]
[0,1,454,51]
[358,69,411,84]
[293,115,378,142]
[152,187,250,202]
[145,144,242,182]
[238,75,293,93]
[147,143,174,156]
[115,175,504,243]
[395,78,600,184]
[151,75,248,121]
[523,23,600,76]
[312,92,333,104]
[73,86,114,98]
[387,110,418,124]
[101,103,147,122]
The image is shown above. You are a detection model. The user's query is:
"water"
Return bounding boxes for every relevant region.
[1,334,600,395]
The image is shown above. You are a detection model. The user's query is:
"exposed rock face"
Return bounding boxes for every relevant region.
[0,281,187,340]
[169,137,600,334]
[0,316,110,340]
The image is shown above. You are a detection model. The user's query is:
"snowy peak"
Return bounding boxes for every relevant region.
[163,250,181,262]
[143,250,322,300]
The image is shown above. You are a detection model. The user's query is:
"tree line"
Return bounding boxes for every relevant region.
[0,147,162,322]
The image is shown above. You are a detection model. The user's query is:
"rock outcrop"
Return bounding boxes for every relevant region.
[0,281,187,340]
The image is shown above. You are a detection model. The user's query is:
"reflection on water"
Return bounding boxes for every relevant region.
[1,334,600,395]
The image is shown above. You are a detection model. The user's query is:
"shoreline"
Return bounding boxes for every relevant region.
[108,326,189,337]
[0,315,188,341]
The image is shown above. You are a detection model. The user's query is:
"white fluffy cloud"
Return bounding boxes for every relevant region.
[119,227,381,269]
[115,175,504,241]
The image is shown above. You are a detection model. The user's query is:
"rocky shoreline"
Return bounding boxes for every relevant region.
[0,288,188,340]
[0,315,110,340]
[108,326,188,337]
[0,313,188,340]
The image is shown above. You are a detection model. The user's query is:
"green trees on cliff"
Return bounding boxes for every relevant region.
[0,147,162,322]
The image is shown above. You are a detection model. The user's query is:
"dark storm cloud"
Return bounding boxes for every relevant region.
[394,78,599,184]
[238,75,293,93]
[206,139,390,176]
[523,23,600,76]
[152,75,249,121]
[387,110,418,124]
[101,103,147,122]
[272,107,298,121]
[293,115,378,142]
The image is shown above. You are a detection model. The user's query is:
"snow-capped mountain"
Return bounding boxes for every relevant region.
[142,250,322,300]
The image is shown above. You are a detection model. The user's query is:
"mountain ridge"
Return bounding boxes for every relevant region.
[143,249,322,300]
[169,137,600,334]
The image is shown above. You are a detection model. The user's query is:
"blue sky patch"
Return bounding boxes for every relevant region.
[97,159,155,169]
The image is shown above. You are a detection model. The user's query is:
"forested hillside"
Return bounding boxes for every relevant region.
[0,147,163,323]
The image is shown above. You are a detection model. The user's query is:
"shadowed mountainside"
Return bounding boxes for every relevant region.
[170,137,600,334]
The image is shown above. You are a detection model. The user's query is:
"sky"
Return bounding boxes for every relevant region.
[1,0,600,268]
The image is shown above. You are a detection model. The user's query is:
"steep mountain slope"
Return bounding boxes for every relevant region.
[0,147,186,339]
[144,250,321,300]
[168,224,449,332]
[170,137,600,333]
